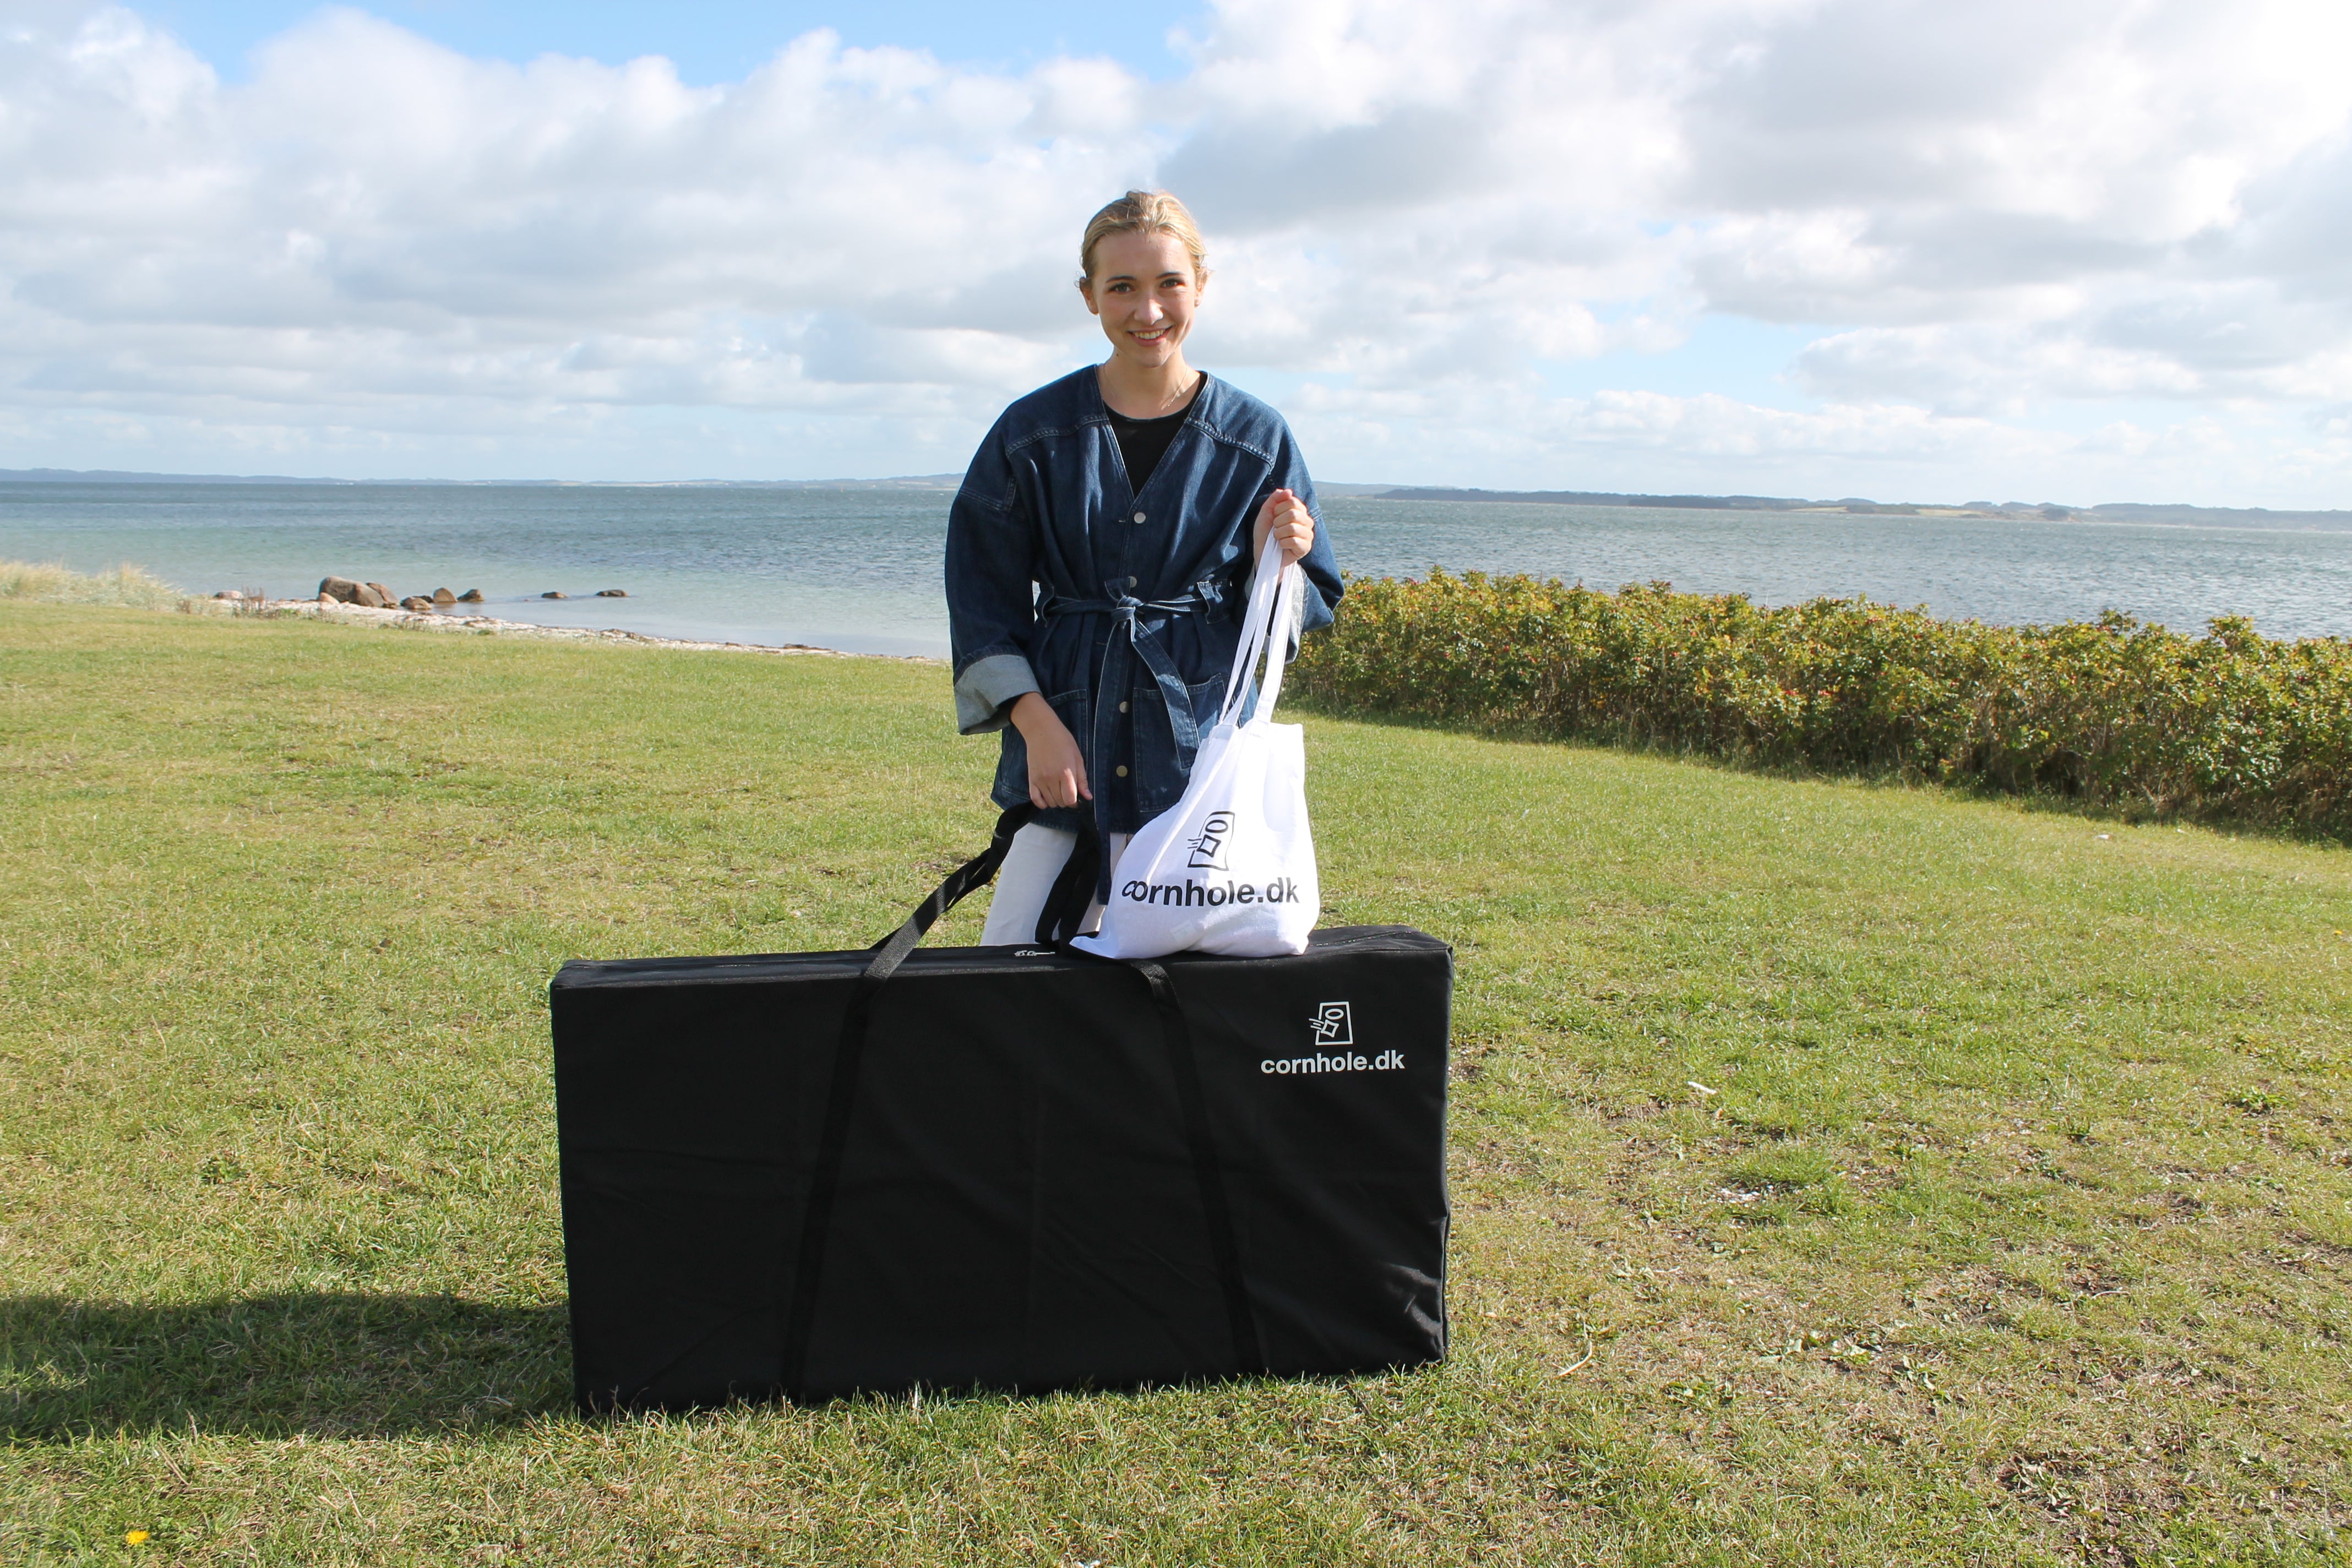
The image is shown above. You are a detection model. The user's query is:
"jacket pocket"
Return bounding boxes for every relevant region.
[1185,672,1231,734]
[1134,676,1227,819]
[992,689,1093,809]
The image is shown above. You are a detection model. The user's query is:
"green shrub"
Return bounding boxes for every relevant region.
[1293,570,2352,835]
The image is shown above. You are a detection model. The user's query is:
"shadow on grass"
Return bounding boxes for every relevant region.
[0,1292,572,1440]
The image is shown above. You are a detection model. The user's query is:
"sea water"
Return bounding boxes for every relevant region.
[4,480,2348,657]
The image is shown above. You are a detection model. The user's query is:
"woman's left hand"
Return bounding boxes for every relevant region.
[1253,487,1315,565]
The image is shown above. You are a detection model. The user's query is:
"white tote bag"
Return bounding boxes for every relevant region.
[1076,544,1319,960]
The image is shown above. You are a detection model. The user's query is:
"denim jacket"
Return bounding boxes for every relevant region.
[946,366,1343,839]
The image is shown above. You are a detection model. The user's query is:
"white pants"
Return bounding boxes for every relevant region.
[980,825,1130,946]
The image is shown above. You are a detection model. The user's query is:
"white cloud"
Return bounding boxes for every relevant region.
[0,0,2349,500]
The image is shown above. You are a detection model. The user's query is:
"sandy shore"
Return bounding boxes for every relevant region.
[233,597,940,662]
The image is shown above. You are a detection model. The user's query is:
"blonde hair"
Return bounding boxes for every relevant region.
[1080,190,1210,286]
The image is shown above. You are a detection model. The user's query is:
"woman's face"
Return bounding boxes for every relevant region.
[1081,230,1201,368]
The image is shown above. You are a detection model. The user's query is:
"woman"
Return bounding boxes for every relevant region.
[947,190,1343,944]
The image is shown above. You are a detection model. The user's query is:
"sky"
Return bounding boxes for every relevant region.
[3,0,2350,504]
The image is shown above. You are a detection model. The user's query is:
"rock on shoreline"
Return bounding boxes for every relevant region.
[318,575,400,608]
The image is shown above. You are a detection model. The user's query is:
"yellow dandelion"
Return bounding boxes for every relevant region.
[126,1531,150,1545]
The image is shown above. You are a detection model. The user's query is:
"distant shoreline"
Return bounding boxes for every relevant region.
[1363,488,2352,532]
[4,467,2344,531]
[267,598,938,661]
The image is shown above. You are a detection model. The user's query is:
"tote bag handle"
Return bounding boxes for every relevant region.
[1216,541,1305,729]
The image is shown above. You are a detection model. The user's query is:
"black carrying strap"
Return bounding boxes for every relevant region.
[1133,959,1265,1375]
[865,802,1097,968]
[780,803,1093,1396]
[1037,822,1100,945]
[779,809,1264,1395]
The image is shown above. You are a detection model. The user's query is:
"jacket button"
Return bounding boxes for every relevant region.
[1119,700,1130,713]
[1132,510,1146,523]
[1115,765,1129,777]
[1125,575,1137,588]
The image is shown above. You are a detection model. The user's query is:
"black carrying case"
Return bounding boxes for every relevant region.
[550,807,1452,1411]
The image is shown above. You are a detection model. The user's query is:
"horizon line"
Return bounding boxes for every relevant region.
[2,466,2346,522]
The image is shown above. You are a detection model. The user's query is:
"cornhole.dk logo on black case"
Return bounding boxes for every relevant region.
[1309,1000,1353,1047]
[1186,810,1234,869]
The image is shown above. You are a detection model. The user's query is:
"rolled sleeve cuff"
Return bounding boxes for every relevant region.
[955,652,1042,734]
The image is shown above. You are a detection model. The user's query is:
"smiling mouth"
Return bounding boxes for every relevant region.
[1131,328,1169,342]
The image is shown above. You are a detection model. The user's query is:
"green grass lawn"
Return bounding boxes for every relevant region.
[2,601,2348,1566]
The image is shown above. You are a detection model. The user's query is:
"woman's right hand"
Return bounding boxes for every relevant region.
[1010,692,1091,809]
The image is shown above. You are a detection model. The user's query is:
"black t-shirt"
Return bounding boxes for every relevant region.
[1105,375,1204,493]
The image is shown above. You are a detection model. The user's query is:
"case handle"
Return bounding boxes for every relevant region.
[863,803,1098,971]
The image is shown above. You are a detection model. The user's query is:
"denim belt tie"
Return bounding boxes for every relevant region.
[1039,575,1227,864]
